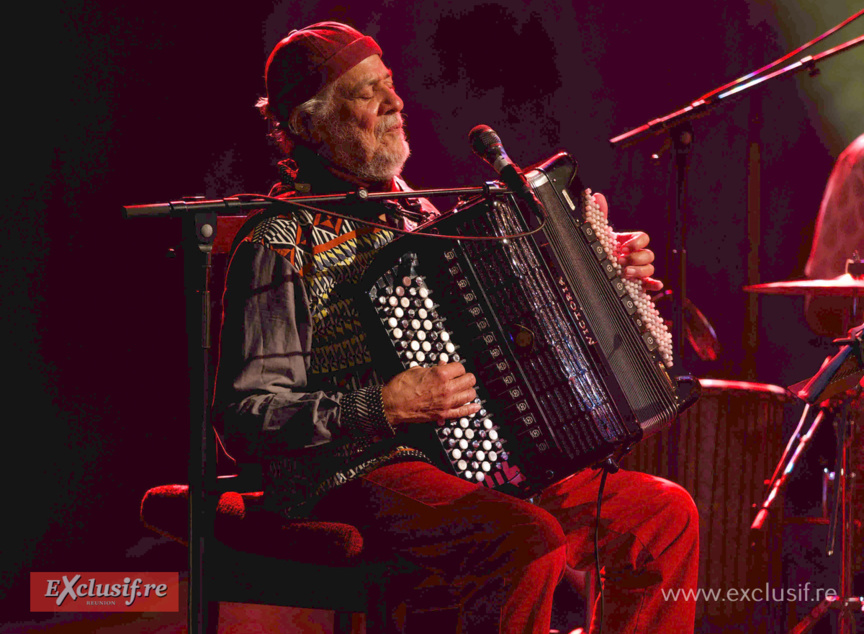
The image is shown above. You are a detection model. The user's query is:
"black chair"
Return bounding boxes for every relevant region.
[138,215,399,633]
[140,468,400,633]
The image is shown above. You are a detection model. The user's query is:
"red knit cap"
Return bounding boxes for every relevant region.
[265,22,382,124]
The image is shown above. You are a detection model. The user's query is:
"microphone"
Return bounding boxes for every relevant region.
[468,125,546,219]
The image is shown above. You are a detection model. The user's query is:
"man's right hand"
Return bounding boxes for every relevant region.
[381,362,481,425]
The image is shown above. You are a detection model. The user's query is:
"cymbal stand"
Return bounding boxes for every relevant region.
[789,389,862,634]
[754,312,863,632]
[787,318,863,634]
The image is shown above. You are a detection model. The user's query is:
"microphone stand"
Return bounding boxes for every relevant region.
[609,33,863,377]
[122,182,512,634]
[122,184,509,219]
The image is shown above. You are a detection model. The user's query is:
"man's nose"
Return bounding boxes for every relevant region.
[380,86,403,115]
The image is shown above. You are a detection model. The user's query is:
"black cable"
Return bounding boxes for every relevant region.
[237,192,548,242]
[594,459,617,634]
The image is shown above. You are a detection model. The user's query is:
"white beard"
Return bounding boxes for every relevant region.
[316,112,410,182]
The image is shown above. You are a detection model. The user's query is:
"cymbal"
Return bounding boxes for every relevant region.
[744,274,864,297]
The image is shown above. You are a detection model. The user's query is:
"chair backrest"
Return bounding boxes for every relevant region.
[209,216,251,478]
[209,215,248,365]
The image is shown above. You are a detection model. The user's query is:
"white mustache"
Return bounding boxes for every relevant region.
[376,114,404,138]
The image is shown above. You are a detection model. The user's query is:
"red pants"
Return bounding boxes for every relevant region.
[311,461,698,634]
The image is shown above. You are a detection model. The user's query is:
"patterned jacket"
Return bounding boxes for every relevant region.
[214,152,439,516]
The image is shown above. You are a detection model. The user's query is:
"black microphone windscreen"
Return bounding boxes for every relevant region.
[468,125,502,161]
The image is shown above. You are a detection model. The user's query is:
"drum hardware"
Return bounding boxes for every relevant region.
[743,251,864,632]
[784,392,862,634]
[758,323,863,634]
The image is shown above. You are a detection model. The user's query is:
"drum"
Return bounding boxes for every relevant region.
[621,379,793,626]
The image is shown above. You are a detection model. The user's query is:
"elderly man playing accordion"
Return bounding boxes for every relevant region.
[214,21,699,634]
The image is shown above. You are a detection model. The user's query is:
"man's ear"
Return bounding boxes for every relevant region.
[289,109,315,143]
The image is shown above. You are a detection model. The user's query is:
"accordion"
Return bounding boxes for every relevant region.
[357,152,700,498]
